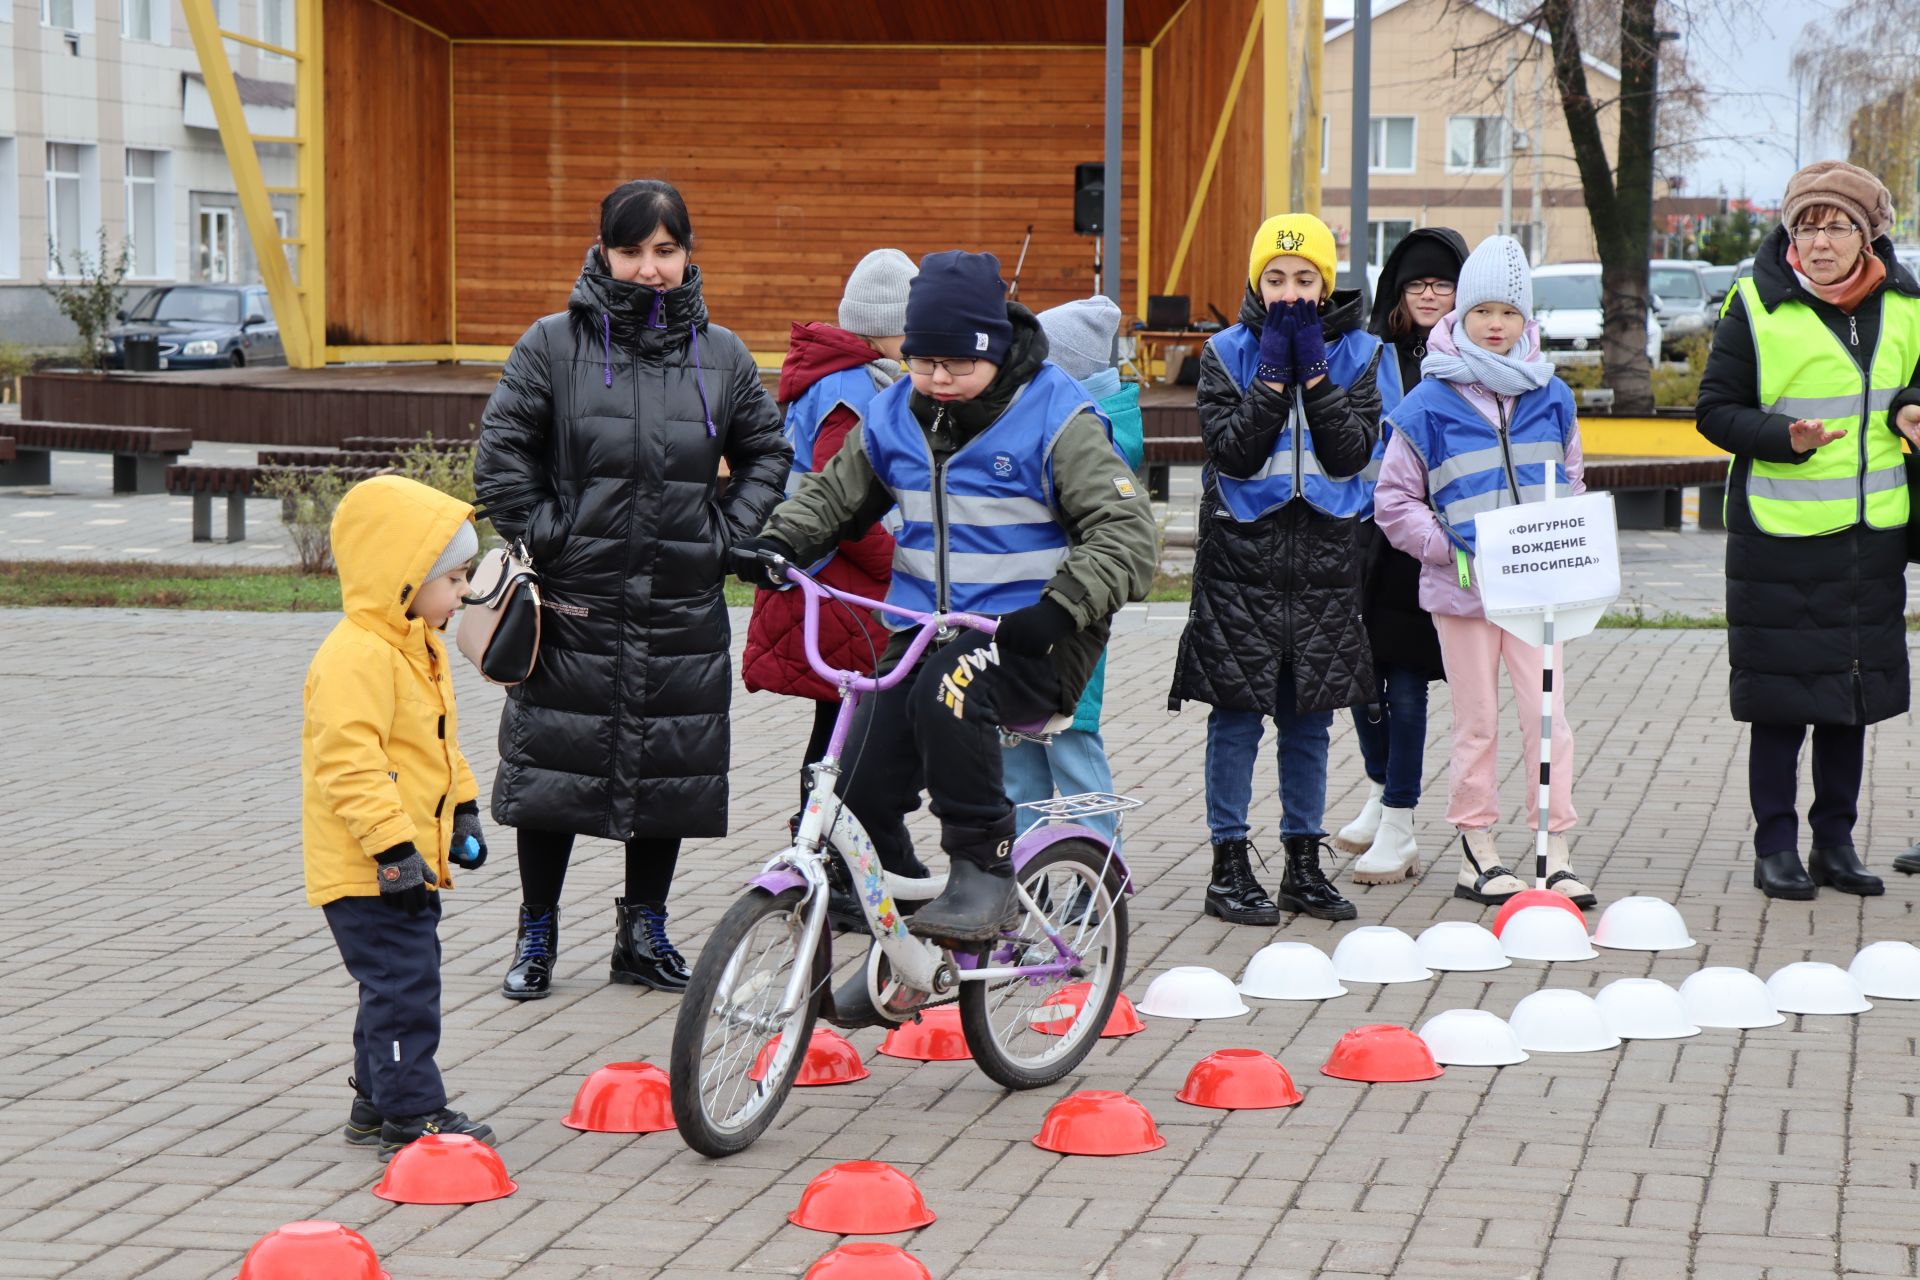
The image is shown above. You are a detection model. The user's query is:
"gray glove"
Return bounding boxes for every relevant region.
[450,801,487,870]
[374,843,439,915]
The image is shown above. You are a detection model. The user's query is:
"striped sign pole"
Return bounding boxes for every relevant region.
[1533,466,1558,890]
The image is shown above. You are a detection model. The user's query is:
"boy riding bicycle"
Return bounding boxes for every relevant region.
[734,251,1156,944]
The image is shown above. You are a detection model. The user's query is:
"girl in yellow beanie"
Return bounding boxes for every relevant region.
[1170,211,1397,926]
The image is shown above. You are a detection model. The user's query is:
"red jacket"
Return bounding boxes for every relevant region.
[742,323,895,701]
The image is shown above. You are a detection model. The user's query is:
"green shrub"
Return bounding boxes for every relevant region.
[260,468,352,576]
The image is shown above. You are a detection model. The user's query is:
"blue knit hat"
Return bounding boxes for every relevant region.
[902,251,1014,365]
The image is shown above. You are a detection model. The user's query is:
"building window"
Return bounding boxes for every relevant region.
[47,142,102,277]
[259,0,291,56]
[1368,117,1416,174]
[0,140,17,278]
[1369,219,1414,264]
[41,0,77,27]
[1446,116,1508,174]
[123,0,166,42]
[196,203,236,282]
[126,149,173,279]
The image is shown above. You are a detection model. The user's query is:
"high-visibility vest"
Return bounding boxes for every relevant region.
[1734,276,1917,536]
[783,365,882,498]
[1207,323,1386,521]
[1386,377,1574,556]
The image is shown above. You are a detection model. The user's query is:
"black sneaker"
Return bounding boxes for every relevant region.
[343,1077,382,1147]
[378,1108,495,1162]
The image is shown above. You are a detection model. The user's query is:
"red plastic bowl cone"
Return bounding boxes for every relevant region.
[878,1006,971,1061]
[1175,1049,1304,1110]
[1491,889,1587,935]
[233,1220,388,1280]
[788,1161,937,1234]
[750,1027,871,1086]
[804,1242,934,1280]
[1032,1089,1167,1156]
[372,1133,517,1205]
[1320,1024,1445,1083]
[563,1061,675,1133]
[1028,981,1146,1038]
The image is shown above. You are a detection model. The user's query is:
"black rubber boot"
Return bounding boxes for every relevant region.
[1895,842,1920,876]
[611,899,691,992]
[1809,844,1884,896]
[909,820,1019,944]
[378,1108,494,1162]
[1753,850,1816,900]
[343,1076,381,1147]
[1203,838,1281,925]
[501,904,558,1001]
[1277,836,1358,921]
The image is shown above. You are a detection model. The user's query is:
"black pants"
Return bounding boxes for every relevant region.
[323,894,445,1119]
[515,830,680,908]
[839,630,1062,876]
[1749,722,1866,856]
[799,698,840,811]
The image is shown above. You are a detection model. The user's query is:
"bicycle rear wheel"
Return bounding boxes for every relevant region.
[670,887,827,1157]
[959,838,1129,1090]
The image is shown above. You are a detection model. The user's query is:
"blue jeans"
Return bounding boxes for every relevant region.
[1204,691,1333,843]
[1003,729,1120,849]
[1350,663,1430,810]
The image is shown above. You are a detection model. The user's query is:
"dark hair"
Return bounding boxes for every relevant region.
[1384,297,1418,339]
[599,179,694,251]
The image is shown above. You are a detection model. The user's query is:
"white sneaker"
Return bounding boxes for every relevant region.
[1452,830,1527,905]
[1351,807,1420,884]
[1544,834,1597,908]
[1332,781,1386,853]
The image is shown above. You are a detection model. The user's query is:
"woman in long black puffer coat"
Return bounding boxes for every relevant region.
[474,180,790,1000]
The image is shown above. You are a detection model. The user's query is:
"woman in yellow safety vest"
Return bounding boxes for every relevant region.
[1696,160,1920,900]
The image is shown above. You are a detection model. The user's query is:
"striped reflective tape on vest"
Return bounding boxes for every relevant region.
[893,488,1056,528]
[1427,439,1566,493]
[1762,387,1899,419]
[1746,462,1907,503]
[893,545,1070,585]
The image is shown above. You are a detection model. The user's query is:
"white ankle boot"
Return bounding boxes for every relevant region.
[1545,834,1597,908]
[1332,781,1385,853]
[1453,830,1527,905]
[1351,807,1420,884]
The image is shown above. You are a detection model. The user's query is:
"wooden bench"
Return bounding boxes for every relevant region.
[0,438,13,464]
[0,420,193,494]
[339,436,473,454]
[165,464,390,543]
[1584,457,1728,530]
[256,449,409,469]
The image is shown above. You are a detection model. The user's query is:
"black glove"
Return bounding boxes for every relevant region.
[374,843,439,915]
[1256,299,1299,384]
[1288,298,1329,381]
[730,534,797,590]
[450,801,487,870]
[995,596,1077,658]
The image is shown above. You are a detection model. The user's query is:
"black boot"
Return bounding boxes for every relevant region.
[501,904,558,1001]
[1203,838,1280,925]
[611,899,691,992]
[343,1076,381,1147]
[1277,836,1358,921]
[1753,850,1816,900]
[378,1107,494,1162]
[908,858,1020,944]
[1895,842,1920,875]
[1809,844,1884,896]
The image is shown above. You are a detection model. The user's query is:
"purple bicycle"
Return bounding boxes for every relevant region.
[668,562,1138,1157]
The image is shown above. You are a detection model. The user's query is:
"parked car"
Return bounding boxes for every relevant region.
[1649,259,1716,354]
[1532,263,1662,364]
[1699,264,1735,311]
[1735,256,1755,280]
[103,284,285,371]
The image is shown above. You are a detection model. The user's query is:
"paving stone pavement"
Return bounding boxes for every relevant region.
[6,607,1920,1279]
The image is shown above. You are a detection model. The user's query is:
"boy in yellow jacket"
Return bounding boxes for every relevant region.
[303,475,493,1160]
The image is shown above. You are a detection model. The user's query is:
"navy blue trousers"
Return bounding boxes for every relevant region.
[323,894,446,1118]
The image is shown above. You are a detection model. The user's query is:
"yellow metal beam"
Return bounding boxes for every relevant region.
[1136,44,1153,322]
[181,0,317,367]
[250,134,303,146]
[215,27,299,59]
[1263,0,1289,217]
[297,0,327,366]
[1162,5,1262,295]
[1300,0,1322,213]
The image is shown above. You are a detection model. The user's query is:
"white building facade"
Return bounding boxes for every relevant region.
[1,0,295,347]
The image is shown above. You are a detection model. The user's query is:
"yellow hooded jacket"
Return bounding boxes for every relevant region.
[302,475,480,906]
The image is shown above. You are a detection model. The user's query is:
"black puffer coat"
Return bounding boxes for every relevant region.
[1170,284,1381,716]
[474,254,791,839]
[1696,227,1920,727]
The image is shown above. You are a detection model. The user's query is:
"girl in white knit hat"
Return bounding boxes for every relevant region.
[1373,234,1597,911]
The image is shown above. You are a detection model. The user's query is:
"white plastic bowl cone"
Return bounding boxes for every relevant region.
[1593,978,1701,1040]
[1591,896,1697,952]
[1330,926,1433,984]
[1417,1008,1529,1066]
[1849,941,1920,1000]
[1137,966,1251,1019]
[1499,905,1599,962]
[1507,989,1621,1053]
[1415,921,1511,973]
[1677,967,1783,1029]
[1237,942,1347,1001]
[1765,962,1871,1016]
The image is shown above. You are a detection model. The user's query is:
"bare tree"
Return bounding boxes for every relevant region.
[1796,3,1920,207]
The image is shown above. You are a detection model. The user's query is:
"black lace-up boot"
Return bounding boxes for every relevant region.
[611,899,691,992]
[1278,836,1358,921]
[1203,838,1281,925]
[501,904,558,1000]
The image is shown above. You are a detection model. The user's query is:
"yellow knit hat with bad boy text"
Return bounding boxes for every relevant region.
[1248,213,1338,293]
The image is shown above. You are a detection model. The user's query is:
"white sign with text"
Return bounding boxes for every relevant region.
[1473,492,1621,644]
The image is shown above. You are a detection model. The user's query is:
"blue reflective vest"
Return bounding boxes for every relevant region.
[784,365,883,498]
[1359,345,1408,496]
[864,362,1103,624]
[1386,376,1575,555]
[1208,323,1387,522]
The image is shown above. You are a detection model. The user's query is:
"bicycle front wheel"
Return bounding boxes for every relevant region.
[669,887,826,1158]
[959,838,1130,1090]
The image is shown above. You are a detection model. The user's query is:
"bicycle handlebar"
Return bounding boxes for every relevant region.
[777,560,998,693]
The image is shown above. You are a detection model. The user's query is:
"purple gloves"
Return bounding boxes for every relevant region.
[1289,299,1329,381]
[1255,298,1328,384]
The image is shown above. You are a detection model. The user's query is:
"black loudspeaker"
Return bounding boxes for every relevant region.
[1074,162,1103,236]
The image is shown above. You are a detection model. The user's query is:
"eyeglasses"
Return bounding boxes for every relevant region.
[906,357,979,377]
[1404,279,1457,296]
[1791,223,1861,242]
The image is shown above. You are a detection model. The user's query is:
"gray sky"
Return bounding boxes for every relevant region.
[1682,1,1841,202]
